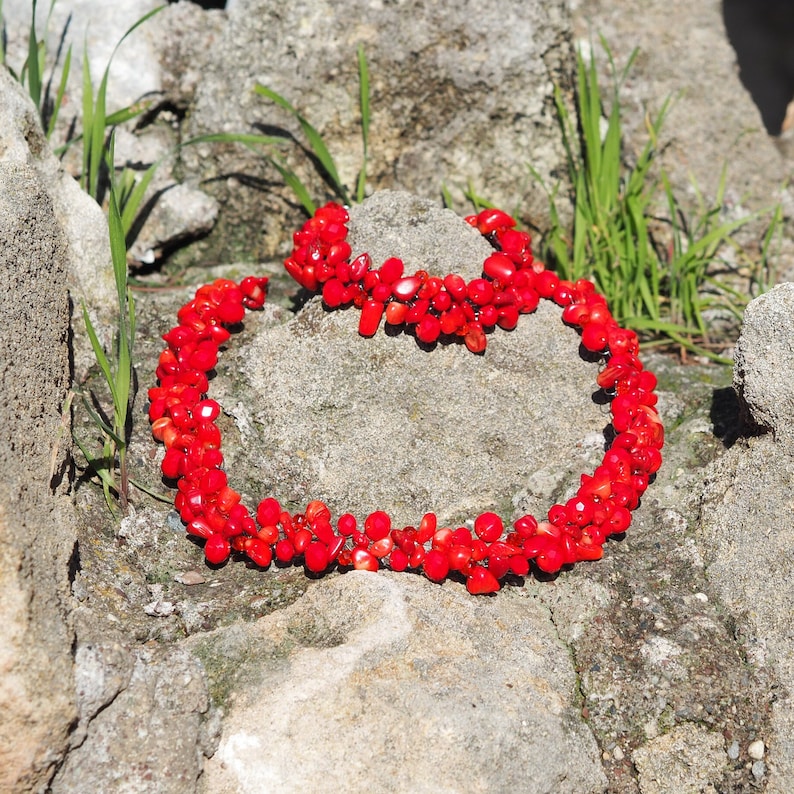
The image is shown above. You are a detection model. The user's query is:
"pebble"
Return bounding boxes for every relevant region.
[166,510,184,532]
[751,760,766,779]
[727,740,740,760]
[612,745,625,761]
[144,599,176,617]
[748,739,765,760]
[175,570,207,586]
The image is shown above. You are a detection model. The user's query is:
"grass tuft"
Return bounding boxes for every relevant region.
[532,37,778,361]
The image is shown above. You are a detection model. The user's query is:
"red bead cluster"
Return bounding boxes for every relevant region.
[286,204,548,352]
[148,203,663,595]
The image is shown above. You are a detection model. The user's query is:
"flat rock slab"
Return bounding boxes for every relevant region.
[214,191,609,529]
[194,571,607,793]
[191,190,611,791]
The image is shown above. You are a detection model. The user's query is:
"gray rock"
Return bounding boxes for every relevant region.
[631,723,726,794]
[733,283,794,439]
[0,68,78,793]
[178,0,572,261]
[0,55,116,378]
[698,283,794,792]
[217,192,607,528]
[193,572,607,793]
[128,182,220,265]
[51,643,220,794]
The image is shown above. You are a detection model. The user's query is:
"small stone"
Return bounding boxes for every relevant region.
[751,760,766,779]
[175,570,206,586]
[727,740,740,760]
[748,739,765,760]
[144,600,176,617]
[166,511,184,532]
[694,592,708,603]
[613,745,625,761]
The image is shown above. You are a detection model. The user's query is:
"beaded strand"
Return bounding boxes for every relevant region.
[148,203,663,594]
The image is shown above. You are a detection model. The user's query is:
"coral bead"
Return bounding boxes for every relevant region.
[467,278,495,306]
[322,278,346,308]
[359,300,384,336]
[416,314,441,344]
[466,566,500,594]
[392,276,421,301]
[370,537,394,558]
[474,512,504,542]
[443,274,467,302]
[535,544,564,573]
[161,448,185,479]
[475,208,516,234]
[256,497,281,527]
[204,534,230,565]
[389,547,410,572]
[447,545,472,571]
[423,549,450,583]
[364,510,391,541]
[337,513,357,536]
[352,548,379,571]
[275,538,295,563]
[464,324,487,354]
[483,253,516,283]
[304,541,330,573]
[246,539,273,568]
[581,322,609,352]
[385,301,409,325]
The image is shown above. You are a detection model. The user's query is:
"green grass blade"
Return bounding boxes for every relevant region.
[74,433,118,485]
[255,82,350,203]
[26,0,42,108]
[105,100,154,127]
[129,477,173,503]
[81,43,94,194]
[268,156,316,215]
[356,44,370,203]
[119,161,160,238]
[73,433,120,516]
[107,186,132,420]
[181,132,288,149]
[79,394,124,446]
[463,182,496,213]
[46,43,71,139]
[81,303,118,405]
[84,5,166,199]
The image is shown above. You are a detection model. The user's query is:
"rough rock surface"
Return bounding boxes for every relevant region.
[732,283,794,438]
[52,640,220,793]
[128,182,220,266]
[176,0,572,261]
[698,284,794,793]
[215,192,608,529]
[194,572,606,793]
[5,1,794,792]
[0,68,78,793]
[570,0,794,280]
[0,57,115,375]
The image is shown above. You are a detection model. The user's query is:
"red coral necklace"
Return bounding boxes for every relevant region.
[148,202,663,594]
